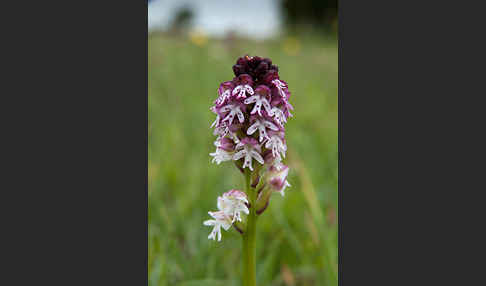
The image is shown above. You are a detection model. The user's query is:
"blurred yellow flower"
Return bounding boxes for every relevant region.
[283,37,301,56]
[189,29,208,47]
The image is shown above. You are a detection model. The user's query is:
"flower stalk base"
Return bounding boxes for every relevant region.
[242,170,257,286]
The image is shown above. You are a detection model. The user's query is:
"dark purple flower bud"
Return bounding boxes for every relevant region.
[237,55,250,66]
[262,58,272,67]
[254,61,268,79]
[232,55,279,83]
[232,55,250,76]
[233,74,253,86]
[248,56,262,69]
[262,70,280,85]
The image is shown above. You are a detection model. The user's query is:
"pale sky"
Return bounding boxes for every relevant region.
[148,0,282,39]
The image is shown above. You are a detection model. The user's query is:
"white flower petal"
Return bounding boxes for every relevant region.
[210,115,220,128]
[247,122,259,135]
[250,150,264,164]
[220,105,232,112]
[244,96,258,104]
[254,101,263,116]
[262,98,272,115]
[236,109,245,123]
[264,120,279,131]
[232,150,246,161]
[203,219,215,226]
[210,148,233,164]
[258,125,267,142]
[243,153,253,171]
[245,85,254,95]
[232,86,241,96]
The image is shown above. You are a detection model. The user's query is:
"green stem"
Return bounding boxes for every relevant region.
[242,169,257,286]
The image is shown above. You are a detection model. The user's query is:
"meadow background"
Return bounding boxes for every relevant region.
[148,31,338,286]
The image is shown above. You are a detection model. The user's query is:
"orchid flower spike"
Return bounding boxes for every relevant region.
[205,55,294,243]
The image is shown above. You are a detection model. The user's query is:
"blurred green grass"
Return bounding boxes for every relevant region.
[149,33,338,286]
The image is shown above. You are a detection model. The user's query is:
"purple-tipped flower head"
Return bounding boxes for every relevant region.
[205,56,294,241]
[209,55,293,170]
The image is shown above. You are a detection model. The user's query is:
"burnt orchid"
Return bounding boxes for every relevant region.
[204,55,293,286]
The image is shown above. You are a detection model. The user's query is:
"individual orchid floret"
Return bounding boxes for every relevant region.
[267,163,291,196]
[282,101,294,118]
[210,147,234,164]
[215,81,234,106]
[217,189,249,223]
[244,85,273,116]
[203,211,233,241]
[271,79,289,100]
[233,137,264,171]
[264,131,287,159]
[247,116,279,142]
[220,103,245,124]
[232,74,254,99]
[254,161,290,215]
[212,121,230,137]
[270,107,287,127]
[210,106,220,128]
